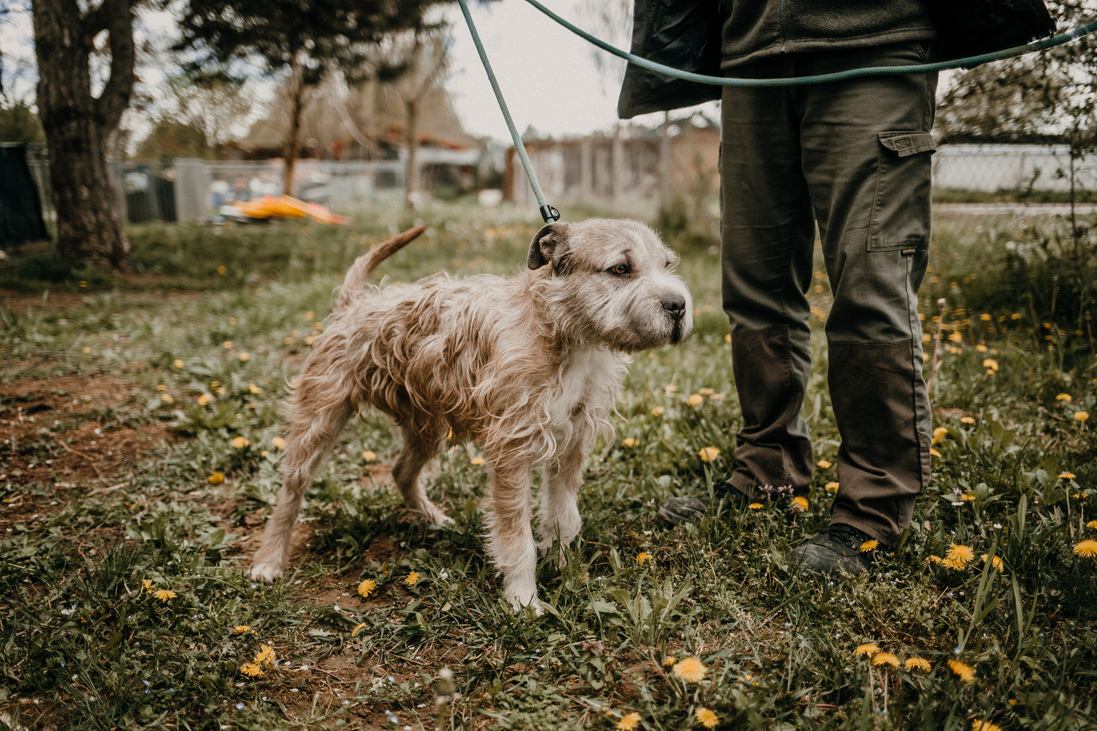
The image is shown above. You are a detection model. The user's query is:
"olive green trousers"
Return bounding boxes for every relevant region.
[720,42,938,546]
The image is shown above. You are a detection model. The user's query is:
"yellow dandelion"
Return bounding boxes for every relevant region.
[948,331,963,343]
[817,460,832,469]
[663,656,676,667]
[405,571,420,586]
[153,589,176,602]
[854,643,880,658]
[972,720,1003,731]
[470,456,485,466]
[709,393,723,401]
[1087,520,1097,529]
[232,625,251,635]
[960,494,976,502]
[699,388,714,396]
[248,383,262,394]
[1059,472,1076,480]
[272,437,286,450]
[791,496,809,512]
[860,540,879,553]
[239,352,250,362]
[671,657,707,682]
[947,659,975,683]
[982,359,998,372]
[156,384,168,391]
[636,551,653,566]
[217,265,227,276]
[961,416,976,424]
[872,652,900,668]
[1056,393,1073,403]
[352,623,367,637]
[825,481,839,494]
[357,579,377,598]
[932,426,949,442]
[926,555,944,565]
[173,359,185,368]
[1075,411,1090,422]
[687,394,704,407]
[362,450,377,462]
[1011,313,1022,320]
[981,554,1005,572]
[160,394,174,404]
[905,657,931,672]
[979,313,992,322]
[616,712,641,731]
[725,333,731,343]
[946,544,975,564]
[255,644,276,667]
[748,502,763,510]
[651,406,665,417]
[222,340,233,349]
[695,708,718,729]
[664,384,678,394]
[142,579,153,594]
[239,662,263,678]
[698,447,721,463]
[930,448,942,458]
[975,344,988,352]
[197,393,212,406]
[82,347,91,354]
[942,556,967,570]
[621,438,637,448]
[1073,539,1097,558]
[208,471,225,485]
[232,436,249,449]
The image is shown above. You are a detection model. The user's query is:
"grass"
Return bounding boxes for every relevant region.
[1,201,1095,730]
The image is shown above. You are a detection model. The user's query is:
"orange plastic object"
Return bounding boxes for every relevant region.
[233,195,349,225]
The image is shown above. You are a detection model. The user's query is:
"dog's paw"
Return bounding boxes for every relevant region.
[250,562,283,582]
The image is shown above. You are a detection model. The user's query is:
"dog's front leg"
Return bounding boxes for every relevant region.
[536,429,589,561]
[484,450,541,614]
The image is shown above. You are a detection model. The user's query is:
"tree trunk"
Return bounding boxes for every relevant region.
[404,98,418,210]
[282,55,306,197]
[32,0,135,271]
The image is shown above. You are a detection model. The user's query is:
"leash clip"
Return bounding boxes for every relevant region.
[540,204,561,223]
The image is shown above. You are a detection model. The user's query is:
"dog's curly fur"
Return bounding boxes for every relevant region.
[251,218,693,610]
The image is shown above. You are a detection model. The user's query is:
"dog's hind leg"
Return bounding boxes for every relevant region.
[393,422,451,526]
[251,388,355,581]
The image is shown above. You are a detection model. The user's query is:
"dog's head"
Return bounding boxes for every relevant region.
[527,218,693,351]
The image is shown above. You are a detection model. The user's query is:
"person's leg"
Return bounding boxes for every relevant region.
[794,42,937,565]
[719,57,817,499]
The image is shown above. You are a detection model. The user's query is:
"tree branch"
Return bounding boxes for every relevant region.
[92,0,135,133]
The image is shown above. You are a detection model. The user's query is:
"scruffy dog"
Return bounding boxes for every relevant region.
[251,218,693,610]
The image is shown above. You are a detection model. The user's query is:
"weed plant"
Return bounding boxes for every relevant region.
[0,203,1094,729]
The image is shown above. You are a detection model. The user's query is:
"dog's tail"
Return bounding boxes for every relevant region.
[335,224,428,310]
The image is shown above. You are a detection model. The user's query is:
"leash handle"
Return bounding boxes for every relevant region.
[457,0,560,223]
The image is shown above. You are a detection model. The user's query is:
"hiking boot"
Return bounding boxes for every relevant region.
[658,482,750,525]
[789,524,879,577]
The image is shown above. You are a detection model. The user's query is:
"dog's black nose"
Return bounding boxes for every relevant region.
[662,294,686,320]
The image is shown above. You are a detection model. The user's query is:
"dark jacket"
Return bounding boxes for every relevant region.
[619,0,936,119]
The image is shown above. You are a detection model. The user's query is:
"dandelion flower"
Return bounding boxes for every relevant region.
[1059,472,1076,480]
[905,657,931,672]
[979,313,992,322]
[960,494,976,502]
[817,460,832,469]
[272,437,286,450]
[748,502,763,510]
[942,556,967,570]
[860,540,879,553]
[825,481,839,494]
[1075,411,1090,422]
[699,388,714,396]
[664,384,678,394]
[698,447,721,463]
[981,554,1005,572]
[208,471,225,485]
[239,352,251,362]
[217,265,227,276]
[239,662,263,678]
[946,544,975,564]
[362,450,377,462]
[930,448,942,458]
[197,393,212,406]
[470,456,485,466]
[972,721,1003,731]
[663,656,676,667]
[982,358,998,372]
[651,406,665,417]
[232,436,249,449]
[357,579,377,598]
[142,579,153,594]
[1087,520,1097,530]
[695,708,718,728]
[160,394,174,404]
[248,383,262,394]
[255,644,276,667]
[947,659,974,683]
[791,496,808,512]
[223,340,233,349]
[352,623,367,637]
[1073,540,1097,558]
[173,359,185,368]
[671,657,707,682]
[687,394,704,407]
[621,438,637,448]
[872,652,900,668]
[616,712,641,731]
[932,426,949,443]
[1056,393,1072,403]
[709,393,723,401]
[153,589,176,602]
[405,571,420,586]
[156,384,168,391]
[82,347,91,354]
[636,551,653,566]
[853,643,880,658]
[232,625,251,635]
[961,416,976,425]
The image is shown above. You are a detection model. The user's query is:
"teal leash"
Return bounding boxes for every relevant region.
[456,0,559,223]
[524,0,1097,88]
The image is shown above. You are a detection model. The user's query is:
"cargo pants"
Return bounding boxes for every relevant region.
[720,42,937,547]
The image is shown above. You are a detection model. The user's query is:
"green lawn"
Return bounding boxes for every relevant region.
[1,203,1094,730]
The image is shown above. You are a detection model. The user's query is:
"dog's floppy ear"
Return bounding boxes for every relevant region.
[527,222,570,271]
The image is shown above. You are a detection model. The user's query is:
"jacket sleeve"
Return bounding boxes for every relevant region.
[617,0,723,119]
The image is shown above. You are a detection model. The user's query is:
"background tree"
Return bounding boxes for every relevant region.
[388,30,449,210]
[174,0,444,197]
[30,0,136,270]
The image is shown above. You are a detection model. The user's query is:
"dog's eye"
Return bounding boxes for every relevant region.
[608,264,630,276]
